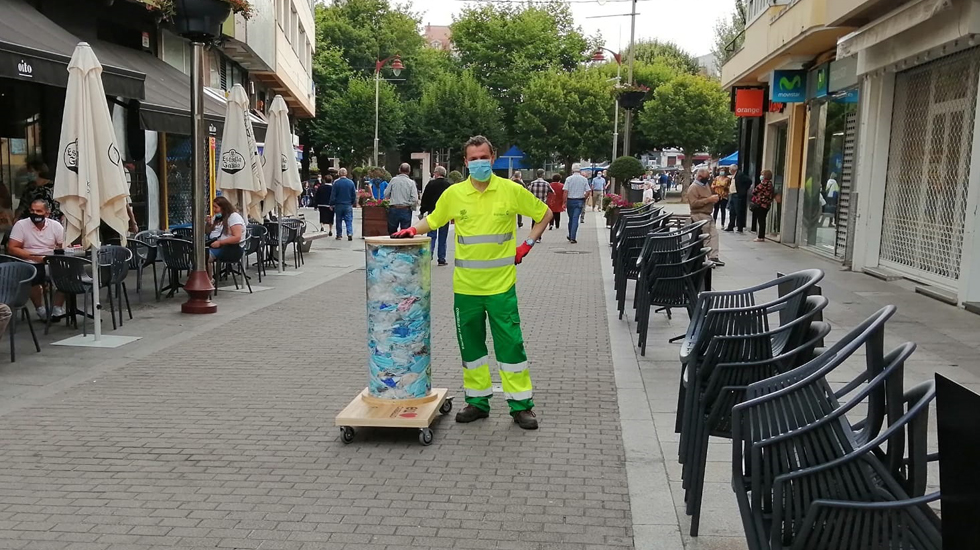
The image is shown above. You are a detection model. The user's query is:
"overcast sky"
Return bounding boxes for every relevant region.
[407,0,737,58]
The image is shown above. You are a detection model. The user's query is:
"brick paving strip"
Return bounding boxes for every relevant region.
[0,214,635,549]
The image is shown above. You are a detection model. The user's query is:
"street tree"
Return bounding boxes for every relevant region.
[417,70,503,153]
[635,74,735,193]
[316,77,405,167]
[451,2,594,139]
[627,40,701,75]
[607,156,645,195]
[514,69,613,174]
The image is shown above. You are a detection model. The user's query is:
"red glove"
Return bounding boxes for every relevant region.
[515,241,533,264]
[391,227,417,239]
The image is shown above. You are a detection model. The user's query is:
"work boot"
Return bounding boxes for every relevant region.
[512,410,538,430]
[455,405,489,423]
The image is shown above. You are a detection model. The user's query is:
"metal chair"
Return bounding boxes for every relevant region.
[244,224,267,283]
[45,256,95,336]
[98,245,133,329]
[0,262,41,362]
[157,238,194,298]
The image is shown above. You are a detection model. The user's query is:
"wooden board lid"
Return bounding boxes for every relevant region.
[364,236,431,246]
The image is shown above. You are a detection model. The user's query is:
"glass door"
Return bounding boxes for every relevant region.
[768,123,788,238]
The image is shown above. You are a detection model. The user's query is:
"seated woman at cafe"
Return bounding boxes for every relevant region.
[205,196,247,278]
[6,199,66,319]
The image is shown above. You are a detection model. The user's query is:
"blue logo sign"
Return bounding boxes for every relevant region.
[770,70,807,103]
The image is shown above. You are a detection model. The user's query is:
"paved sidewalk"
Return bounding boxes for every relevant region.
[0,212,633,549]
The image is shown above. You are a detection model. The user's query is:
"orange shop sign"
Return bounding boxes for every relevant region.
[734,88,765,117]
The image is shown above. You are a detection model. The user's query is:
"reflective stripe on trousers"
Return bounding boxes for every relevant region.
[457,232,514,245]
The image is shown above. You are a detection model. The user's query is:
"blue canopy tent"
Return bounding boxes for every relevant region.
[493,145,528,175]
[718,151,738,166]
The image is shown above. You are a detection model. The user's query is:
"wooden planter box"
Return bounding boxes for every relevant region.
[362,205,389,238]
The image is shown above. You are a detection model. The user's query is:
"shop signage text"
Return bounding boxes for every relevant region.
[770,70,806,102]
[807,64,829,100]
[17,59,33,78]
[734,88,765,117]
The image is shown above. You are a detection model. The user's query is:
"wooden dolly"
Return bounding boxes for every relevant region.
[336,388,454,446]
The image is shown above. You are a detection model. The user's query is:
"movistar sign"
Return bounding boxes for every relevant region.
[770,70,807,103]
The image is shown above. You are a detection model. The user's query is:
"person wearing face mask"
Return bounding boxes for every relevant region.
[686,168,724,266]
[7,199,67,319]
[390,135,553,430]
[16,162,62,222]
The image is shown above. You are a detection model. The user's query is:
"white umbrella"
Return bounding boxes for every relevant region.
[54,42,130,342]
[261,95,302,272]
[261,95,302,218]
[217,84,265,220]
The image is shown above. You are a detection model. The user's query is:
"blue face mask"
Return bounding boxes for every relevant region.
[468,159,493,182]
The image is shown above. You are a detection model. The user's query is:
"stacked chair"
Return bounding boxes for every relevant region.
[663,269,942,548]
[613,210,671,319]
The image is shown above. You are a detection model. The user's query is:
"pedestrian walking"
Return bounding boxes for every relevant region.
[384,163,419,234]
[563,165,590,244]
[711,167,731,227]
[419,165,452,265]
[750,170,776,242]
[330,168,357,241]
[590,170,606,211]
[527,169,553,242]
[314,175,334,235]
[547,174,565,230]
[725,167,753,233]
[390,135,553,430]
[686,168,724,266]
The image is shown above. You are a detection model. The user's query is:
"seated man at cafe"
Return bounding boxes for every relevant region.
[7,199,66,319]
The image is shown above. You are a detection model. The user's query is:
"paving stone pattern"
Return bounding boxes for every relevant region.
[0,218,633,549]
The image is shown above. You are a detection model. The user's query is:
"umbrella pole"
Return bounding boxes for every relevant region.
[92,242,102,341]
[278,206,284,273]
[182,40,216,314]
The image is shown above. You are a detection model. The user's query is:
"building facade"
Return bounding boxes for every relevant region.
[0,0,314,235]
[722,0,980,309]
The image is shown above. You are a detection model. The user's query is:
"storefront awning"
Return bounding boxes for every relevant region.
[0,0,144,99]
[87,40,266,140]
[837,0,952,59]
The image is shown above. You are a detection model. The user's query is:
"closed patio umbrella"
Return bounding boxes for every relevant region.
[261,95,302,272]
[217,83,265,221]
[53,42,131,342]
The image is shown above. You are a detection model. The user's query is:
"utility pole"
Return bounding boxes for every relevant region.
[623,0,638,157]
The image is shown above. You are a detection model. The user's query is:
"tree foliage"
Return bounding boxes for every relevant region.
[513,69,614,173]
[712,0,746,66]
[315,77,405,167]
[416,71,503,153]
[627,40,701,75]
[636,74,735,191]
[451,3,593,139]
[608,156,645,184]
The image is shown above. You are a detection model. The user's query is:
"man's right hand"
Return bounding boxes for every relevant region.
[391,227,417,239]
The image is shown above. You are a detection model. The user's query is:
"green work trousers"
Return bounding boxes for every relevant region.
[454,286,534,414]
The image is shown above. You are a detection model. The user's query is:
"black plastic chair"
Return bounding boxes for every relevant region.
[134,230,164,301]
[45,256,95,336]
[98,245,132,329]
[635,245,713,355]
[609,203,656,246]
[731,307,938,549]
[263,221,281,270]
[158,238,194,298]
[171,227,193,240]
[280,218,302,269]
[282,217,306,267]
[244,224,267,283]
[213,230,252,294]
[0,262,41,361]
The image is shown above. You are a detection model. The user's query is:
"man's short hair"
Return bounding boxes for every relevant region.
[697,168,709,176]
[399,163,411,174]
[30,199,50,211]
[536,169,545,178]
[434,165,447,177]
[463,135,496,157]
[339,168,348,176]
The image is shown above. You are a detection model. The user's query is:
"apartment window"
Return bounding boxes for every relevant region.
[291,5,299,47]
[161,31,190,74]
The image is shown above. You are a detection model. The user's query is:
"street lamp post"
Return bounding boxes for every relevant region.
[624,0,638,157]
[591,48,623,161]
[373,55,404,167]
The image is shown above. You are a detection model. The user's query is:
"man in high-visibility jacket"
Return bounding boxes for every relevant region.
[391,135,553,430]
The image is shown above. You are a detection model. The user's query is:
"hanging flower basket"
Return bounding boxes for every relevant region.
[143,0,253,40]
[617,86,649,110]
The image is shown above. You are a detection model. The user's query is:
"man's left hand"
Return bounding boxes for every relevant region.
[515,241,533,264]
